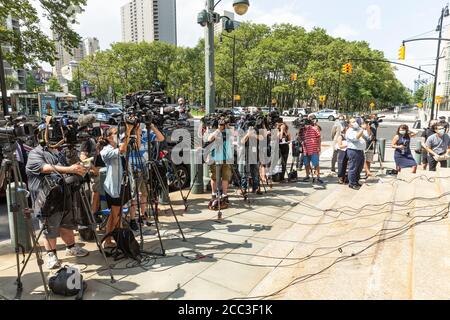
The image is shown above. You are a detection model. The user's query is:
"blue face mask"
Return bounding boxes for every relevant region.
[438,129,446,135]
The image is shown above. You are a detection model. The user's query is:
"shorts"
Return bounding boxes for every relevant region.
[91,174,101,193]
[209,164,232,182]
[303,154,320,167]
[131,175,148,199]
[365,150,374,163]
[105,187,131,208]
[39,210,77,239]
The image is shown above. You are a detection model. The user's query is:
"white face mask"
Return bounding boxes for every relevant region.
[352,122,359,129]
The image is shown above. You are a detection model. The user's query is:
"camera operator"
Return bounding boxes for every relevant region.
[207,118,234,212]
[98,125,134,249]
[345,118,371,190]
[301,117,323,184]
[26,117,89,269]
[240,124,264,195]
[178,98,193,121]
[331,115,346,173]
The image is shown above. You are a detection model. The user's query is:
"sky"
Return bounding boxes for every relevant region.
[40,0,450,90]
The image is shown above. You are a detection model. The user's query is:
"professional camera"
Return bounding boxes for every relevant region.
[293,115,313,129]
[363,115,384,128]
[267,111,283,129]
[0,116,35,143]
[201,111,236,129]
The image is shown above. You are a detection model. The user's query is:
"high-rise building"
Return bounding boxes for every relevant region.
[1,15,26,90]
[214,10,241,36]
[84,37,100,56]
[52,33,85,84]
[121,0,177,45]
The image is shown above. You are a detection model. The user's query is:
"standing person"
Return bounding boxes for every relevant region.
[178,97,193,120]
[363,115,377,178]
[26,118,89,269]
[424,124,450,172]
[277,122,292,182]
[337,123,349,184]
[99,125,134,249]
[241,125,264,195]
[331,115,345,173]
[207,119,234,216]
[345,118,370,190]
[420,120,438,170]
[302,119,323,184]
[438,116,449,133]
[392,125,417,174]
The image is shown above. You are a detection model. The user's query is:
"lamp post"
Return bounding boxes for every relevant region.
[431,4,449,120]
[198,0,250,114]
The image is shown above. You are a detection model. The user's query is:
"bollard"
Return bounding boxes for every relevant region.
[190,149,204,194]
[7,182,32,252]
[378,138,386,162]
[414,140,422,166]
[203,163,211,192]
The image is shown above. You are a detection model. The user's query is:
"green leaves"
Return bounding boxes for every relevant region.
[0,0,86,67]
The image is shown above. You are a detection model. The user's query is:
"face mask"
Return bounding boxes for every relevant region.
[352,122,359,129]
[438,129,445,135]
[399,131,406,135]
[112,135,118,145]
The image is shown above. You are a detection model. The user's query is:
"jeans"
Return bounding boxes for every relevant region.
[347,149,364,186]
[337,150,349,179]
[241,164,260,191]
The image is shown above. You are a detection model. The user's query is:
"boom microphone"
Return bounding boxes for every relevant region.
[77,114,97,128]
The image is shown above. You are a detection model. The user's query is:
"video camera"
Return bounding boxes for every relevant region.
[201,110,236,129]
[293,115,313,129]
[44,114,102,146]
[267,111,283,129]
[362,115,384,128]
[0,116,35,143]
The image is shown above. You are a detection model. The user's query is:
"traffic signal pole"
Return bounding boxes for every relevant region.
[0,47,9,116]
[431,9,445,120]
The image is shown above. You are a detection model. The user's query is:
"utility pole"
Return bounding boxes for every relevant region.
[205,0,216,114]
[0,47,9,116]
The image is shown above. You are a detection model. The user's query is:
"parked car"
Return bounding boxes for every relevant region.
[91,107,123,124]
[282,108,307,117]
[313,109,338,121]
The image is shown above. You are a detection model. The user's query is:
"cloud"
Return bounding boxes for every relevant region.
[331,24,359,39]
[366,5,382,30]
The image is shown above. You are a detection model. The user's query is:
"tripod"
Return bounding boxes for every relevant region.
[78,179,115,283]
[0,142,49,300]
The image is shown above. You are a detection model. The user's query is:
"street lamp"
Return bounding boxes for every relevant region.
[198,0,250,114]
[233,0,250,16]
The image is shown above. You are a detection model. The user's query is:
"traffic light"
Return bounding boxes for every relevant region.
[342,64,348,74]
[290,73,298,81]
[342,63,353,74]
[398,44,406,60]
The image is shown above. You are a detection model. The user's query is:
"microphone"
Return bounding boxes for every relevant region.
[77,114,97,128]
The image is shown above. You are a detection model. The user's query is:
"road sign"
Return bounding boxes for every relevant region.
[234,95,241,101]
[272,98,277,105]
[418,102,423,108]
[436,96,443,104]
[370,102,375,109]
[319,95,326,102]
[82,80,89,88]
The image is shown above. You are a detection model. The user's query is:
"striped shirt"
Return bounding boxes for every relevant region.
[303,126,321,155]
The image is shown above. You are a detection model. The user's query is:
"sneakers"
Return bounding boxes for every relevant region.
[129,219,139,231]
[349,185,361,190]
[47,252,61,269]
[302,177,311,182]
[65,245,89,257]
[316,178,325,185]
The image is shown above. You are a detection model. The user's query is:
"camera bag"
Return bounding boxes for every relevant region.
[101,228,142,262]
[49,266,87,300]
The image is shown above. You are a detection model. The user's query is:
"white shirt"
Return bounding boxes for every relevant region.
[345,128,369,151]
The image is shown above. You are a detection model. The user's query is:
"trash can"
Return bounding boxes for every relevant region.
[7,182,32,252]
[378,138,386,162]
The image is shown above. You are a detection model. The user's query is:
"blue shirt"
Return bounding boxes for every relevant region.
[345,128,369,151]
[210,129,234,162]
[100,144,122,198]
[129,129,157,170]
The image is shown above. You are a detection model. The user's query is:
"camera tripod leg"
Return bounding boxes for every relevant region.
[183,170,199,212]
[231,165,250,203]
[79,186,115,283]
[151,162,186,241]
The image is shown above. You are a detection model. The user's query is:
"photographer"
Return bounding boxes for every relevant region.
[240,123,264,195]
[26,118,89,270]
[331,115,346,173]
[420,120,438,170]
[345,118,370,190]
[98,125,134,249]
[301,118,323,184]
[207,118,234,213]
[178,98,193,121]
[363,115,377,178]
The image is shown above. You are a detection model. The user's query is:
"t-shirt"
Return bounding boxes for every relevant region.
[26,145,65,203]
[210,129,234,162]
[425,133,450,155]
[303,126,321,155]
[128,128,157,170]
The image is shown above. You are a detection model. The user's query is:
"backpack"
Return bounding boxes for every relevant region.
[49,266,87,300]
[34,173,71,218]
[101,228,142,262]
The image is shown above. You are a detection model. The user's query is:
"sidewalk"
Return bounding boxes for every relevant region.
[1,146,449,300]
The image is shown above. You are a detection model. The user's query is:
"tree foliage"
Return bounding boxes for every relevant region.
[0,0,87,67]
[74,23,411,112]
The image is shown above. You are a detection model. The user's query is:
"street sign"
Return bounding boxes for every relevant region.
[370,102,375,109]
[319,95,326,102]
[234,95,241,101]
[436,96,443,104]
[272,98,277,105]
[418,102,423,108]
[82,80,89,88]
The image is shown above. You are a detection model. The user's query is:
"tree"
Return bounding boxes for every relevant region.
[25,72,39,92]
[47,76,61,92]
[0,0,87,68]
[414,86,426,103]
[5,75,18,89]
